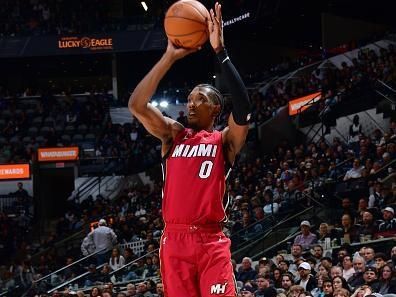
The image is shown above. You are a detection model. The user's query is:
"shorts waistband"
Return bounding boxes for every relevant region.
[164,223,222,233]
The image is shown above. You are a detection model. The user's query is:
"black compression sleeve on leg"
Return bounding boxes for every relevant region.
[216,48,251,125]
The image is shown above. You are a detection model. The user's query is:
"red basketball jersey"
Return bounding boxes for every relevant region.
[162,128,229,225]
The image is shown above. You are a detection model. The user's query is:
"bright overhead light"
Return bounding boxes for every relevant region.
[141,1,148,11]
[151,100,158,107]
[160,101,168,108]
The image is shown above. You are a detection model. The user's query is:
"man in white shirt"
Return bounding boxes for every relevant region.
[87,219,118,265]
[343,159,363,181]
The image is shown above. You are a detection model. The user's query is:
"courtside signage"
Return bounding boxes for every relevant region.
[38,147,79,162]
[0,164,30,180]
[288,92,322,116]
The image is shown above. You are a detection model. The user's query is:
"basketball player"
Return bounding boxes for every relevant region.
[128,3,250,297]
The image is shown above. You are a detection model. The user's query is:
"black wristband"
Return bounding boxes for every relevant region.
[216,48,229,64]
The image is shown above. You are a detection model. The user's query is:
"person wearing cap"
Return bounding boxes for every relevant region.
[296,262,317,292]
[87,218,118,265]
[378,207,396,234]
[254,274,277,297]
[240,285,255,297]
[294,221,317,250]
[363,266,380,290]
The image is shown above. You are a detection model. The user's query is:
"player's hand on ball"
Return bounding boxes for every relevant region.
[165,39,200,61]
[208,2,224,53]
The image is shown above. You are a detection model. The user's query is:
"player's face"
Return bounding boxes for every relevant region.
[187,87,218,130]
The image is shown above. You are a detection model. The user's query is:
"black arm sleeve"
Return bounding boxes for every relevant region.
[216,48,251,125]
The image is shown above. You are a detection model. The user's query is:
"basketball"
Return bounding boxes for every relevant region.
[164,0,210,49]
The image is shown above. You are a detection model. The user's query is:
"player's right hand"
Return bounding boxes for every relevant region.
[165,39,200,61]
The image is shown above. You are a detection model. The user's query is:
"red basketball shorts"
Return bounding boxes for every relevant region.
[159,224,237,297]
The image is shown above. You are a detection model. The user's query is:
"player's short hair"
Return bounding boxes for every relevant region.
[196,83,224,114]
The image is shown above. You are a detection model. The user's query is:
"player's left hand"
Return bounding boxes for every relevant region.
[208,2,224,53]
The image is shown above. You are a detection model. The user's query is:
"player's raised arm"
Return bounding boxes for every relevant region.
[208,2,251,164]
[128,40,197,143]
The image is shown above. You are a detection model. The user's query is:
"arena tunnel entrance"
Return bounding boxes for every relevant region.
[34,164,76,221]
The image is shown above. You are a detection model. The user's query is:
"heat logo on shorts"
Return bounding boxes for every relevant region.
[210,282,227,295]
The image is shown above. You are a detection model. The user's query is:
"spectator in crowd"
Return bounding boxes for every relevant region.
[254,274,276,297]
[333,288,350,297]
[374,253,388,270]
[85,264,100,288]
[322,278,334,297]
[136,281,153,297]
[81,235,95,257]
[124,283,136,296]
[343,159,364,181]
[332,276,350,292]
[376,264,396,294]
[363,248,376,267]
[362,266,379,288]
[342,255,356,281]
[109,248,125,271]
[280,273,294,294]
[349,115,363,148]
[155,282,164,297]
[339,214,360,243]
[378,207,396,234]
[359,211,377,240]
[348,256,366,290]
[236,257,257,283]
[240,285,255,297]
[294,221,317,250]
[86,219,118,265]
[331,266,343,279]
[296,262,317,291]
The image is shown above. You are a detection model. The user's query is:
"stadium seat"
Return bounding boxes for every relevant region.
[77,124,88,134]
[72,134,84,142]
[40,126,51,134]
[85,133,96,141]
[22,136,31,144]
[1,109,12,119]
[28,127,39,137]
[36,135,45,144]
[54,125,64,134]
[61,134,71,142]
[9,136,20,144]
[32,116,43,127]
[64,125,75,135]
[44,116,55,126]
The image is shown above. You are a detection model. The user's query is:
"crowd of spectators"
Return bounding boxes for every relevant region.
[0,0,120,37]
[251,44,396,125]
[1,36,396,297]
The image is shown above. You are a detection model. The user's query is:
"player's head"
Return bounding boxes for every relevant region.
[187,84,223,130]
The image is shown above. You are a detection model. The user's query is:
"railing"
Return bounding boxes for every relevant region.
[231,206,315,261]
[119,240,148,256]
[34,248,107,285]
[47,248,160,294]
[0,195,20,213]
[47,262,106,294]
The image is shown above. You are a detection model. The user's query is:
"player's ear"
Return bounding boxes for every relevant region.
[212,104,221,118]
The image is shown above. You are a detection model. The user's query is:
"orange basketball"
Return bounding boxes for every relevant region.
[164,0,210,49]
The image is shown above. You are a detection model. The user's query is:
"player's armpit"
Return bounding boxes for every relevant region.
[222,114,248,164]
